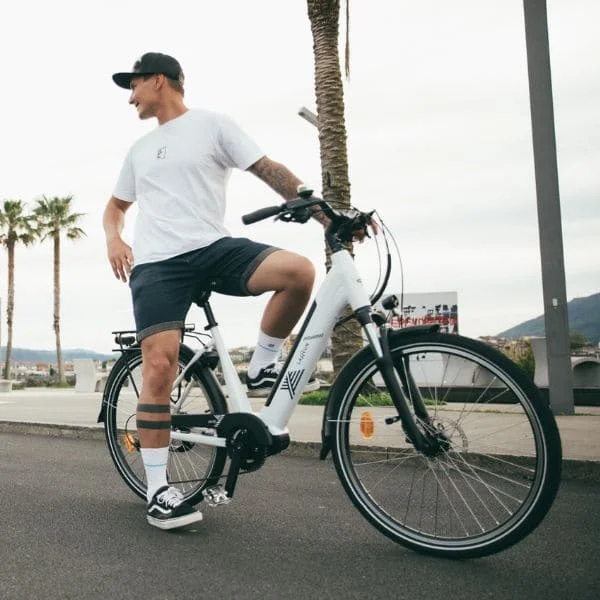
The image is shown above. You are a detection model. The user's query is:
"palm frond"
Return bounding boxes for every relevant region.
[0,199,37,248]
[33,195,86,242]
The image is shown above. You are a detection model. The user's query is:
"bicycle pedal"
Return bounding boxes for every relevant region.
[202,485,231,507]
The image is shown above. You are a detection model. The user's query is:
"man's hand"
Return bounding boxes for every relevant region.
[310,205,331,229]
[103,197,133,281]
[353,216,379,243]
[107,237,134,282]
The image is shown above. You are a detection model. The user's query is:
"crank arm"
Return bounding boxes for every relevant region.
[224,449,242,499]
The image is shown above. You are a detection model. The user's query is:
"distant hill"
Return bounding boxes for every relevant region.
[497,292,600,344]
[1,347,118,363]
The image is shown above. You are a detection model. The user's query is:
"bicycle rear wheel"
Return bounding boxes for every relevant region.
[102,344,228,505]
[329,331,562,558]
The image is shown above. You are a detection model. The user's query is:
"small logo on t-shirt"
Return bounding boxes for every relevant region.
[157,146,167,159]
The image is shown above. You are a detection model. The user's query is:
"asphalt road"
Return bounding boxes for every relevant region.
[1,433,599,600]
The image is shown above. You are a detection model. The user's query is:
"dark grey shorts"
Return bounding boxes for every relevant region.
[129,237,279,341]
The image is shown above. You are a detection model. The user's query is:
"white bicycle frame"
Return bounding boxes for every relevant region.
[168,247,384,448]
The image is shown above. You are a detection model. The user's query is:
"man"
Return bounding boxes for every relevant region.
[104,52,325,530]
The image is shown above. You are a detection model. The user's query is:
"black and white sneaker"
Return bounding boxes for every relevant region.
[246,363,320,397]
[146,486,203,530]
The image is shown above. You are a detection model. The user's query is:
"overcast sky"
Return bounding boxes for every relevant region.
[1,0,598,355]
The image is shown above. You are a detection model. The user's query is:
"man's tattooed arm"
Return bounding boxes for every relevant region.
[248,156,330,227]
[248,156,301,200]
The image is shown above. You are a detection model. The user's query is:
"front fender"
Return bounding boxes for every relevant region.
[319,324,438,459]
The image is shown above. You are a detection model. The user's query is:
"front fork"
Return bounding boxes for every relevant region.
[362,318,438,455]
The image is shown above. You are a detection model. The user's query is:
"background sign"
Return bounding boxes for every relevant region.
[384,291,459,334]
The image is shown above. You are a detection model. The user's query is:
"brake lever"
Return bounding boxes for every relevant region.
[277,207,312,224]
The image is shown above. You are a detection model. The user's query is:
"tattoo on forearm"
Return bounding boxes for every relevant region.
[249,157,302,201]
[249,156,330,228]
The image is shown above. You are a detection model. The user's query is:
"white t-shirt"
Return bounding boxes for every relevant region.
[113,109,265,266]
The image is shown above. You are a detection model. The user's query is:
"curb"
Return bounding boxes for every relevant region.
[1,420,598,483]
[0,421,105,441]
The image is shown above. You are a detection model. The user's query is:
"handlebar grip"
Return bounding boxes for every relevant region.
[241,204,283,225]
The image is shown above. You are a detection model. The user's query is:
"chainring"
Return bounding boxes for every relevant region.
[227,428,268,472]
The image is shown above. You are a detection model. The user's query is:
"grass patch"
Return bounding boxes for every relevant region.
[298,391,330,405]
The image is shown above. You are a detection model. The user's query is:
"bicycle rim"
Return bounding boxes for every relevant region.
[104,350,227,504]
[331,334,561,557]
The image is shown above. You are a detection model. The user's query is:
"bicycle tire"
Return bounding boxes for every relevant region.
[102,344,228,505]
[329,330,562,558]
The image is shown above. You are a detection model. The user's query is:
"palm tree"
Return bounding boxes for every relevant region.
[33,195,86,383]
[0,200,36,380]
[307,0,361,375]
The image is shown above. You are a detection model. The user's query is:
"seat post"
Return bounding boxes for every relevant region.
[202,301,218,330]
[192,290,218,330]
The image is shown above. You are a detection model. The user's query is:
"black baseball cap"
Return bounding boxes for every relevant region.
[112,52,184,89]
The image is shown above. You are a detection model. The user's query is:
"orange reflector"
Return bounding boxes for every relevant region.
[360,411,375,439]
[122,433,136,453]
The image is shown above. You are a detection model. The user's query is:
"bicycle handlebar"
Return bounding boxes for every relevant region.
[242,195,376,254]
[241,196,324,226]
[241,204,286,225]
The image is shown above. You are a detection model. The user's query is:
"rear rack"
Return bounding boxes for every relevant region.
[112,324,200,351]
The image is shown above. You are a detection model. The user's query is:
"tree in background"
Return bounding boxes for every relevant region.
[33,195,85,383]
[569,331,590,351]
[0,200,36,379]
[501,340,535,378]
[307,0,362,375]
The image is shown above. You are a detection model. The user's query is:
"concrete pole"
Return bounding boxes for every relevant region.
[523,0,574,414]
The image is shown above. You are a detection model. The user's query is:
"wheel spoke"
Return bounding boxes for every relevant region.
[427,457,480,535]
[442,453,512,520]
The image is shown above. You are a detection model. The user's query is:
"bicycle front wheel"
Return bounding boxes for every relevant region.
[102,344,228,505]
[329,331,562,558]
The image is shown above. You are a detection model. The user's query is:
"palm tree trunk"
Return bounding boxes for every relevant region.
[3,241,15,380]
[307,0,362,375]
[53,234,64,383]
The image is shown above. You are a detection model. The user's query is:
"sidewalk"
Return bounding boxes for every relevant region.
[1,387,599,479]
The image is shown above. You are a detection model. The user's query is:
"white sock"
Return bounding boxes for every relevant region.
[247,331,285,378]
[140,446,170,502]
